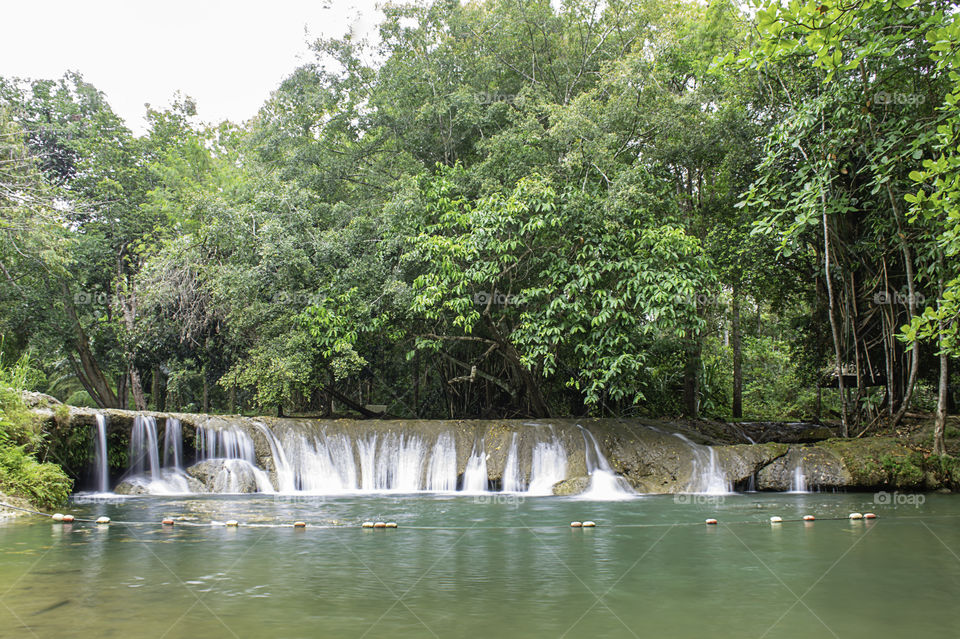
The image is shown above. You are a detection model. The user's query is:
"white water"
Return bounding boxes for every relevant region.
[789,464,809,493]
[462,443,489,493]
[578,426,635,500]
[426,433,458,492]
[526,437,569,495]
[104,416,631,498]
[673,433,731,494]
[93,414,109,493]
[130,416,161,478]
[162,418,183,470]
[501,433,524,492]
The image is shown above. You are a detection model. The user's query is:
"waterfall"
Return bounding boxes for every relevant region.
[426,433,458,492]
[195,425,273,494]
[162,418,183,470]
[93,414,109,493]
[130,416,160,478]
[501,433,524,492]
[578,426,634,499]
[789,464,808,493]
[673,434,731,494]
[462,443,489,492]
[526,437,568,495]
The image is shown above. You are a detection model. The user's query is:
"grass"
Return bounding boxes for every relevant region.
[0,349,72,509]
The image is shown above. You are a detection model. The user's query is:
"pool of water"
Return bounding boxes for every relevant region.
[1,492,958,638]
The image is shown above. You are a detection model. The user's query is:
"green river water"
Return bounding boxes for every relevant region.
[1,492,958,638]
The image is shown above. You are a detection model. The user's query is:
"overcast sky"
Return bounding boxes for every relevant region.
[0,0,383,133]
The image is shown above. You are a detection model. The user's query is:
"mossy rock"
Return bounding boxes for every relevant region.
[820,438,923,489]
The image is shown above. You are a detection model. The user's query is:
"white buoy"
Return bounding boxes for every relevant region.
[770,516,783,523]
[52,513,64,522]
[803,515,815,521]
[361,521,375,528]
[705,518,718,525]
[849,512,864,520]
[96,516,110,525]
[582,521,596,527]
[385,522,398,528]
[570,521,583,528]
[61,515,75,523]
[225,520,239,527]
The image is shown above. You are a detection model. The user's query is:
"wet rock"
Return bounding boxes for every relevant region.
[552,476,590,496]
[113,480,150,495]
[186,459,264,493]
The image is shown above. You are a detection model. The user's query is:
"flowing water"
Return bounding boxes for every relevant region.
[92,415,109,494]
[1,493,958,638]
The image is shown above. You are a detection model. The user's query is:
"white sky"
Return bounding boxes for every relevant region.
[0,0,383,134]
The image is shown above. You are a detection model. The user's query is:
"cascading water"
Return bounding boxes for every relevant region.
[789,464,808,493]
[93,414,109,493]
[462,443,489,493]
[501,434,524,493]
[130,416,160,478]
[673,433,731,494]
[195,425,274,493]
[426,433,457,492]
[526,437,568,495]
[578,426,634,499]
[162,418,183,470]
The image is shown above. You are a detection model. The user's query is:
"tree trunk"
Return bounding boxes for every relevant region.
[129,365,147,411]
[732,286,743,419]
[63,288,119,408]
[683,338,701,418]
[934,274,949,456]
[822,206,849,436]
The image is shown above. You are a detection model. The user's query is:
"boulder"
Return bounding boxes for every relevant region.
[552,476,591,496]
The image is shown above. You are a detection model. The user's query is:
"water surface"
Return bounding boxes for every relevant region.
[1,493,958,638]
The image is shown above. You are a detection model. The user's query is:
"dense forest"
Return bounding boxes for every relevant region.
[1,0,958,450]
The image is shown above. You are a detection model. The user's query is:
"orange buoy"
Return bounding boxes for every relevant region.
[705,518,718,525]
[803,515,815,521]
[161,518,175,526]
[570,521,583,528]
[864,513,877,519]
[61,515,75,523]
[293,521,306,528]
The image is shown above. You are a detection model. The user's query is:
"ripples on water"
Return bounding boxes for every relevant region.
[1,493,959,638]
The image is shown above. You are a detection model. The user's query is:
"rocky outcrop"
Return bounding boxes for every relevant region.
[186,460,264,493]
[552,476,590,496]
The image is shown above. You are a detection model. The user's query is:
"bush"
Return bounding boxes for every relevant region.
[0,446,72,509]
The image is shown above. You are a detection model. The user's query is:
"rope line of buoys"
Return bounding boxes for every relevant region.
[0,501,916,532]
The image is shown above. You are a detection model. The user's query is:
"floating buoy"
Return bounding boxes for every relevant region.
[803,515,815,521]
[849,512,864,520]
[570,521,583,528]
[161,518,175,526]
[864,513,877,519]
[52,513,64,522]
[582,521,596,527]
[96,516,110,525]
[61,515,74,523]
[293,521,306,528]
[705,518,718,525]
[770,516,783,524]
[361,521,375,528]
[373,522,387,528]
[225,520,239,527]
[385,522,398,528]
